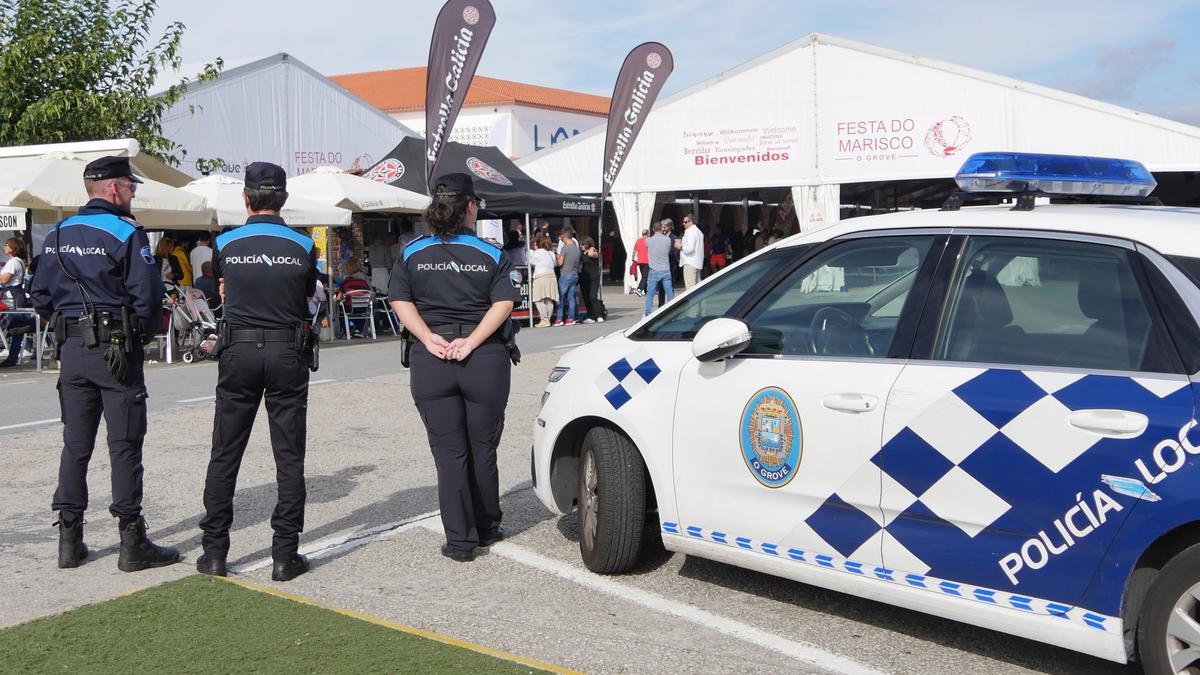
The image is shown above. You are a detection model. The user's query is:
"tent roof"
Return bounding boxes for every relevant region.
[517,32,1200,195]
[363,137,599,216]
[159,53,418,178]
[331,67,610,116]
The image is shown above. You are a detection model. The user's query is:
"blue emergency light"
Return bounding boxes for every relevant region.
[954,152,1157,197]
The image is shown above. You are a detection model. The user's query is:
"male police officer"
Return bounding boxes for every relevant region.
[197,162,318,581]
[31,156,180,571]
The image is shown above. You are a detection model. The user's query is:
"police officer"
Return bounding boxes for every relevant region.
[196,162,318,581]
[30,156,180,571]
[389,173,521,562]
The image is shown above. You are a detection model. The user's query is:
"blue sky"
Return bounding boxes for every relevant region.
[153,0,1200,125]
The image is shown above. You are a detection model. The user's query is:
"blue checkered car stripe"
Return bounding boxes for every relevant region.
[661,522,1114,633]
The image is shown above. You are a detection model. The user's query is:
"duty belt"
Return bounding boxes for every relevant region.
[427,322,480,338]
[228,327,296,343]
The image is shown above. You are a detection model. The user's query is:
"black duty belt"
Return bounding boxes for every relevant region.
[428,323,480,338]
[229,327,296,343]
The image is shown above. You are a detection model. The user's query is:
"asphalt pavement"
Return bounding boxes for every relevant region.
[0,289,1137,673]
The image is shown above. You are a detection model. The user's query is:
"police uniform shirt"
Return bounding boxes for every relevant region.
[213,215,317,329]
[30,198,163,333]
[389,233,521,326]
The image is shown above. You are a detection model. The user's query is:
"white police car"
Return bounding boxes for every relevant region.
[532,153,1200,672]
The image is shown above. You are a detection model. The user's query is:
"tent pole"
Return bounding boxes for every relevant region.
[327,225,337,342]
[596,207,604,304]
[525,213,533,328]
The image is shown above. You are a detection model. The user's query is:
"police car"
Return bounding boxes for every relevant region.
[532,153,1200,672]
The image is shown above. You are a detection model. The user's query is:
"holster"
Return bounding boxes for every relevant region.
[400,328,414,368]
[501,318,521,366]
[215,320,230,356]
[299,323,319,372]
[51,312,65,360]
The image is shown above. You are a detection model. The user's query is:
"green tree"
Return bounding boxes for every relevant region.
[0,0,221,165]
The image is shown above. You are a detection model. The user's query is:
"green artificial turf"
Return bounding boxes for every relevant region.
[0,575,546,674]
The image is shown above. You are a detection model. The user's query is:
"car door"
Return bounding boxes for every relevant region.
[672,233,944,567]
[876,232,1194,615]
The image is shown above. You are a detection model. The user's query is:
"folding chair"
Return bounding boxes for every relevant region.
[373,296,400,336]
[341,289,376,340]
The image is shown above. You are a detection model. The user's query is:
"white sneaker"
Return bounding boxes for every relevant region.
[581,318,595,324]
[597,317,606,323]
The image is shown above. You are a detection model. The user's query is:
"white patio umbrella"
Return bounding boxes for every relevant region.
[0,151,213,227]
[181,175,352,226]
[287,165,429,213]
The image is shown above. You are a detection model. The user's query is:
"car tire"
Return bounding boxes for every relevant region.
[1137,542,1200,674]
[577,426,646,574]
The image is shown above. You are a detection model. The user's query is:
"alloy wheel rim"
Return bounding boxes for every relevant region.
[581,449,599,550]
[1166,581,1200,673]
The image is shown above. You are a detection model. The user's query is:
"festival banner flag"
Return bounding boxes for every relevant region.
[600,42,673,203]
[425,0,496,187]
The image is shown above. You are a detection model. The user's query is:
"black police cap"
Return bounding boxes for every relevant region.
[433,172,478,199]
[82,156,143,183]
[245,162,287,192]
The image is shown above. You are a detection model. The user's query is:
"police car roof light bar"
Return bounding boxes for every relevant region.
[953,152,1157,198]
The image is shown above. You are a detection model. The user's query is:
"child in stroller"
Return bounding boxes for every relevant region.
[170,286,219,363]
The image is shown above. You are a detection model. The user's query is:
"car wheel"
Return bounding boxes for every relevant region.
[1138,542,1200,674]
[578,426,646,573]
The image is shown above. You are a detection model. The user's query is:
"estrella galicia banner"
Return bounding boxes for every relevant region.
[425,0,496,186]
[601,42,673,203]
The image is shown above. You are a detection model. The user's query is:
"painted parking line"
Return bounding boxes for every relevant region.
[309,378,336,386]
[550,342,585,350]
[218,575,579,674]
[176,395,215,404]
[229,510,441,574]
[0,417,58,431]
[431,523,884,675]
[0,379,36,386]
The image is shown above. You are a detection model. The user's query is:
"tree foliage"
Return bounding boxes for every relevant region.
[0,0,221,165]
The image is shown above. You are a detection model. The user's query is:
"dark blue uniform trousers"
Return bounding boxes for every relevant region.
[53,337,148,522]
[411,340,509,552]
[200,341,309,561]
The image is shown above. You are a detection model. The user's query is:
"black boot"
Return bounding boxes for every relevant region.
[55,516,88,569]
[117,517,181,572]
[195,553,227,577]
[271,553,310,581]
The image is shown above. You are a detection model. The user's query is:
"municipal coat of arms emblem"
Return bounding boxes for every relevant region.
[740,387,803,488]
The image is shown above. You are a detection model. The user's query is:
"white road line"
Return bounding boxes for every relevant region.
[177,380,333,405]
[0,417,58,431]
[0,379,35,386]
[550,342,585,350]
[467,531,885,675]
[229,510,441,574]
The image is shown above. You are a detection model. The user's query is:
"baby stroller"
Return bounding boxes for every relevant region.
[171,287,219,363]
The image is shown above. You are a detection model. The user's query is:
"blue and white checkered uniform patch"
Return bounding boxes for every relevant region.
[595,349,661,409]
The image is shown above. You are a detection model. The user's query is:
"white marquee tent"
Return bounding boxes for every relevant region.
[518,33,1200,286]
[159,53,418,180]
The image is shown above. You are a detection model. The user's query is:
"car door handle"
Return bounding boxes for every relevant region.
[1067,409,1148,438]
[821,393,878,413]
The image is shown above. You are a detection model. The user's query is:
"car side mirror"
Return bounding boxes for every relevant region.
[692,318,751,362]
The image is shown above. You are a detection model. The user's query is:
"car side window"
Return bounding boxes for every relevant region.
[632,249,796,340]
[741,236,934,358]
[934,236,1177,373]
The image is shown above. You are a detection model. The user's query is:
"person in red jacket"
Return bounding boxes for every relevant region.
[630,228,649,297]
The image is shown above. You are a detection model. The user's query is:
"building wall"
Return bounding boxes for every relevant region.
[394,104,604,159]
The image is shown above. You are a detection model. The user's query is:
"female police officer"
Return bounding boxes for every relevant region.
[389,173,520,562]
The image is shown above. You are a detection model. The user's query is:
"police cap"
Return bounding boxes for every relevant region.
[433,172,478,199]
[82,156,144,183]
[245,162,287,192]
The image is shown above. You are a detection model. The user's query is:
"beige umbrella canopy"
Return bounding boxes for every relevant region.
[182,175,352,226]
[0,152,212,228]
[287,165,429,213]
